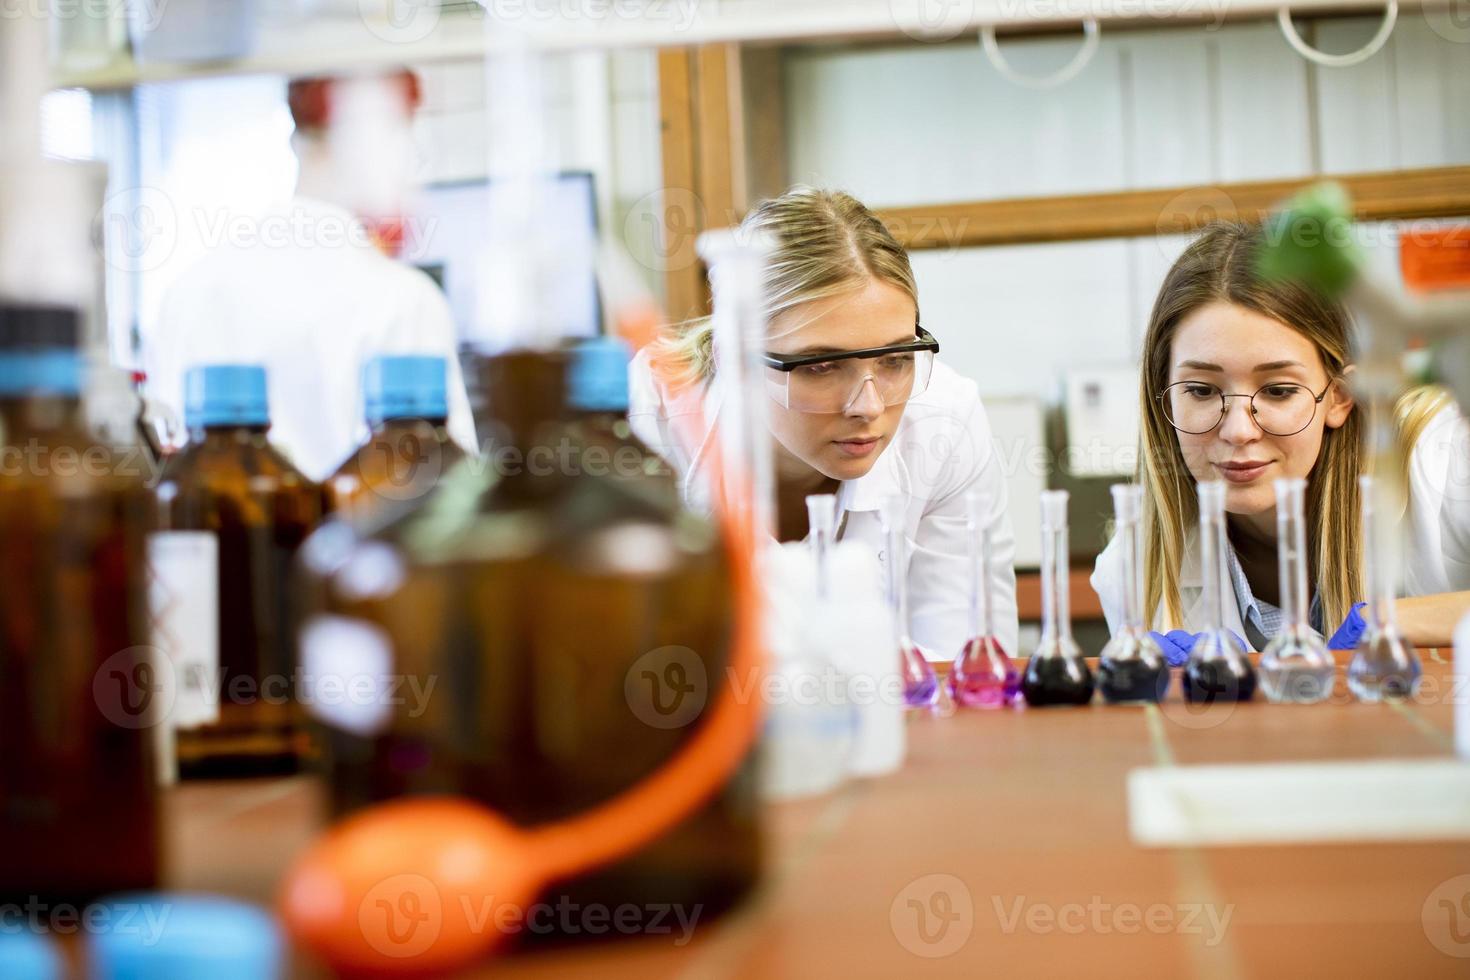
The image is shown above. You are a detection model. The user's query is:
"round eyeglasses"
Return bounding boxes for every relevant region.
[1159,380,1332,437]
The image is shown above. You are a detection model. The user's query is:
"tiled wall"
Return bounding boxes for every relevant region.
[783,14,1470,402]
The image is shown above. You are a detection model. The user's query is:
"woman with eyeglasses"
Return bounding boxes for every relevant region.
[1091,221,1470,660]
[629,187,1019,662]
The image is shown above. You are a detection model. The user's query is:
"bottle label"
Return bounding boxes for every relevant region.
[148,531,220,729]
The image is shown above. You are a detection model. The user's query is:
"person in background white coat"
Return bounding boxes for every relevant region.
[145,69,475,482]
[1440,410,1470,590]
[630,187,1018,663]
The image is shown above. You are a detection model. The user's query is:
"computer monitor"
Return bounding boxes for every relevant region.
[403,171,602,344]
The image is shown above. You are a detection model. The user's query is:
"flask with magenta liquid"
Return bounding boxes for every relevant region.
[1183,481,1257,704]
[949,490,1018,707]
[1347,474,1422,701]
[1260,477,1335,703]
[879,494,939,709]
[1097,484,1169,703]
[1021,490,1095,706]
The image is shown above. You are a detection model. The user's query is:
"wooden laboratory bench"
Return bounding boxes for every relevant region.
[166,652,1469,980]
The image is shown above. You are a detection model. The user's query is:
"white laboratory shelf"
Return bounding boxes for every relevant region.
[52,0,1429,92]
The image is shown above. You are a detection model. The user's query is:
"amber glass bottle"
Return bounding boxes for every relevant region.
[565,336,672,485]
[324,354,465,521]
[0,302,160,908]
[298,348,759,941]
[155,364,321,777]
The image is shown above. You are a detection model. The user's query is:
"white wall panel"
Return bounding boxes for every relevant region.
[1312,16,1401,174]
[1442,11,1470,164]
[1392,15,1451,170]
[909,239,1133,401]
[1398,12,1470,168]
[1213,21,1313,182]
[785,45,991,206]
[786,37,1128,207]
[1121,30,1214,189]
[968,32,1127,199]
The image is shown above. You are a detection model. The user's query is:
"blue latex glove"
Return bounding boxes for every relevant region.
[1327,601,1368,650]
[1148,631,1193,667]
[1148,629,1250,667]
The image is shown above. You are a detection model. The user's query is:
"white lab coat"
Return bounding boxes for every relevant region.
[628,351,1020,663]
[1091,525,1253,647]
[1439,401,1470,588]
[1091,400,1470,645]
[146,196,476,482]
[1406,401,1470,596]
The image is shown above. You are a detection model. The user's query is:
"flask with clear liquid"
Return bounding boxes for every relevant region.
[1260,477,1335,703]
[879,495,939,708]
[1021,490,1095,706]
[1183,481,1257,704]
[949,490,1018,707]
[1097,484,1169,703]
[1347,474,1422,701]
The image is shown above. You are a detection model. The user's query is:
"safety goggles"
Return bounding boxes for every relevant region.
[762,326,939,414]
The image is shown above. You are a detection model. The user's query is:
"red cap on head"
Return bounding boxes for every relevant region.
[287,69,422,133]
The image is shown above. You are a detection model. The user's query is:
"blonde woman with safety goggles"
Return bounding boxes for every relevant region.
[629,187,1019,663]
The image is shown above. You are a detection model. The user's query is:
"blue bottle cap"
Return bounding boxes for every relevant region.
[0,349,82,396]
[184,364,269,428]
[86,894,282,980]
[0,930,63,980]
[363,354,448,425]
[568,336,632,412]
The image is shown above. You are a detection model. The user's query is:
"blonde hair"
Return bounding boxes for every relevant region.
[1138,222,1365,631]
[1395,384,1454,491]
[651,187,918,388]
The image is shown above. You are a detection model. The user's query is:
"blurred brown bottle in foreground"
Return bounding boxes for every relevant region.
[297,340,760,943]
[0,302,160,908]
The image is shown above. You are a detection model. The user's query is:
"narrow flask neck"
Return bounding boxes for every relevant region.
[1199,508,1231,633]
[1361,487,1401,630]
[1275,501,1312,630]
[969,524,995,641]
[1117,516,1147,633]
[1039,518,1074,646]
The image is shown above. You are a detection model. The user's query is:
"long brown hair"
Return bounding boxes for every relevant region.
[1137,221,1364,630]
